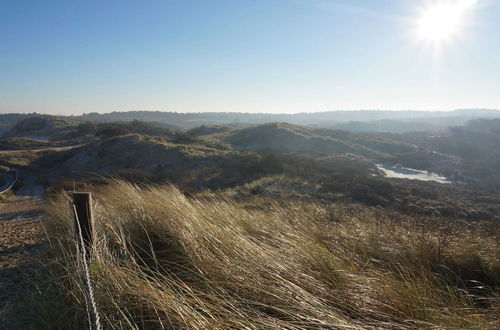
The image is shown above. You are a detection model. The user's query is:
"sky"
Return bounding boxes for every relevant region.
[1,0,499,114]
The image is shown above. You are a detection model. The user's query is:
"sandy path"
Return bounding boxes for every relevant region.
[0,195,44,327]
[0,144,83,154]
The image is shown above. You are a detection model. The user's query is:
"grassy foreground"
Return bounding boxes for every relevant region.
[25,181,499,328]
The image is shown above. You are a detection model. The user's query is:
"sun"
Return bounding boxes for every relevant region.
[416,0,477,44]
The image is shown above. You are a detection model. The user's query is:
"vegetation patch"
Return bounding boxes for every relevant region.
[22,181,499,329]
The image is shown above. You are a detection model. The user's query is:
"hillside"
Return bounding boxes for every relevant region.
[56,134,232,176]
[12,132,493,224]
[4,115,81,139]
[197,120,500,195]
[397,119,500,193]
[0,137,53,151]
[21,133,234,191]
[327,119,449,133]
[217,122,456,175]
[221,122,414,159]
[0,113,37,131]
[5,119,495,221]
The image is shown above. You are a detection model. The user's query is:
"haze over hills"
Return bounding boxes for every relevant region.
[76,109,500,131]
[2,109,500,133]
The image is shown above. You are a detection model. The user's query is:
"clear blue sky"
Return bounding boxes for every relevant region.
[1,0,499,114]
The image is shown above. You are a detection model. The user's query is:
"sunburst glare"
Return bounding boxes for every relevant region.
[416,0,478,44]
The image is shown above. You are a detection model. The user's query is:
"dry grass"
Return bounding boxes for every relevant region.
[0,150,43,167]
[24,180,499,329]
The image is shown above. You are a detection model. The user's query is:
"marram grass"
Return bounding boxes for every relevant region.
[21,180,499,329]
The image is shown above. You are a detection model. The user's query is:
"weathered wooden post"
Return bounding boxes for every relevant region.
[73,192,94,254]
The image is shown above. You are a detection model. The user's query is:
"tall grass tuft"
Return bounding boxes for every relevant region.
[24,180,499,328]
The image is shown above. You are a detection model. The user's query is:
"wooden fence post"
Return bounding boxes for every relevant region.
[73,192,94,254]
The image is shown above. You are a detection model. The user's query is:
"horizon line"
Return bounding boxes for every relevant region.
[3,108,500,117]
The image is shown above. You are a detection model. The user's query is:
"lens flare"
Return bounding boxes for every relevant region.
[416,0,477,43]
